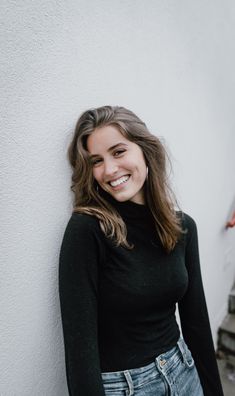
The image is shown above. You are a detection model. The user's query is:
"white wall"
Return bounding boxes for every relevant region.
[1,1,235,395]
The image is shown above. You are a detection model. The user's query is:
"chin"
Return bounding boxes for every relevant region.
[111,191,135,202]
[114,196,130,202]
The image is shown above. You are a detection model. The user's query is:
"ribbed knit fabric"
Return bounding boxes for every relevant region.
[59,192,224,396]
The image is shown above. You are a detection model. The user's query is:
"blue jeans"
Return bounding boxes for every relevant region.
[101,337,204,395]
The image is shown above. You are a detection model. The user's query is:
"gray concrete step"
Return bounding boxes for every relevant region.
[218,314,235,355]
[217,359,235,396]
[220,313,235,334]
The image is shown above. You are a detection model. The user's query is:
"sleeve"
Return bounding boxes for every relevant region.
[58,213,106,396]
[178,213,224,396]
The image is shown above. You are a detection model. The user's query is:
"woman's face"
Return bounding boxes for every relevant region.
[87,125,148,205]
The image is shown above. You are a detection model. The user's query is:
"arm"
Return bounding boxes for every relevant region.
[178,213,224,396]
[59,213,106,396]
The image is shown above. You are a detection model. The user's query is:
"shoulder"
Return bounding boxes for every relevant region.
[176,211,198,243]
[176,210,196,227]
[181,212,197,229]
[69,212,100,228]
[63,212,102,240]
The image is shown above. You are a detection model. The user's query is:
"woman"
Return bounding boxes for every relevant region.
[59,106,224,395]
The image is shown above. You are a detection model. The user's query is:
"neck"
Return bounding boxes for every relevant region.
[98,188,153,222]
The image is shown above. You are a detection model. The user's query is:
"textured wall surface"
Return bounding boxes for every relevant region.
[1,1,235,395]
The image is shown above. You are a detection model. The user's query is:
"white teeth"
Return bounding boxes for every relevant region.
[110,175,130,187]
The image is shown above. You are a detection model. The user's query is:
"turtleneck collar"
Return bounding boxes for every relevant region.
[98,188,153,222]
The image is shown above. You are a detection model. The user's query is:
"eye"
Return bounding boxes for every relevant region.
[91,157,103,166]
[114,149,125,157]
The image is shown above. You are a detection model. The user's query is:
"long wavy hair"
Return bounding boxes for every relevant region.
[68,105,183,253]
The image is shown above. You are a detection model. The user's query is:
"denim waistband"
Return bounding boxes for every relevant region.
[101,336,189,394]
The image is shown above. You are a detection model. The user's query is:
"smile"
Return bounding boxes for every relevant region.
[109,175,130,187]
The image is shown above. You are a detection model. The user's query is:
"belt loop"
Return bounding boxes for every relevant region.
[123,370,134,396]
[177,336,187,364]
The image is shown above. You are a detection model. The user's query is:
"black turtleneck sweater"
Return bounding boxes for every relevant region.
[59,194,224,396]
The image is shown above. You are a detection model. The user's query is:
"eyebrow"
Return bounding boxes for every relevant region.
[89,142,128,158]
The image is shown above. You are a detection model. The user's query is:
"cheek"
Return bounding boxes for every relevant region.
[137,161,147,181]
[92,168,101,181]
[132,156,146,172]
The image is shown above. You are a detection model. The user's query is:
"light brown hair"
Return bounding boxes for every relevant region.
[68,105,183,253]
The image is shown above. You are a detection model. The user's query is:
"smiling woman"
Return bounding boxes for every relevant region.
[67,106,182,252]
[59,106,224,396]
[86,125,148,205]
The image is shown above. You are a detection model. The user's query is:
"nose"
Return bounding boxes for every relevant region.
[103,158,118,178]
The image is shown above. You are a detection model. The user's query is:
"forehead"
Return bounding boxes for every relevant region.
[86,125,130,154]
